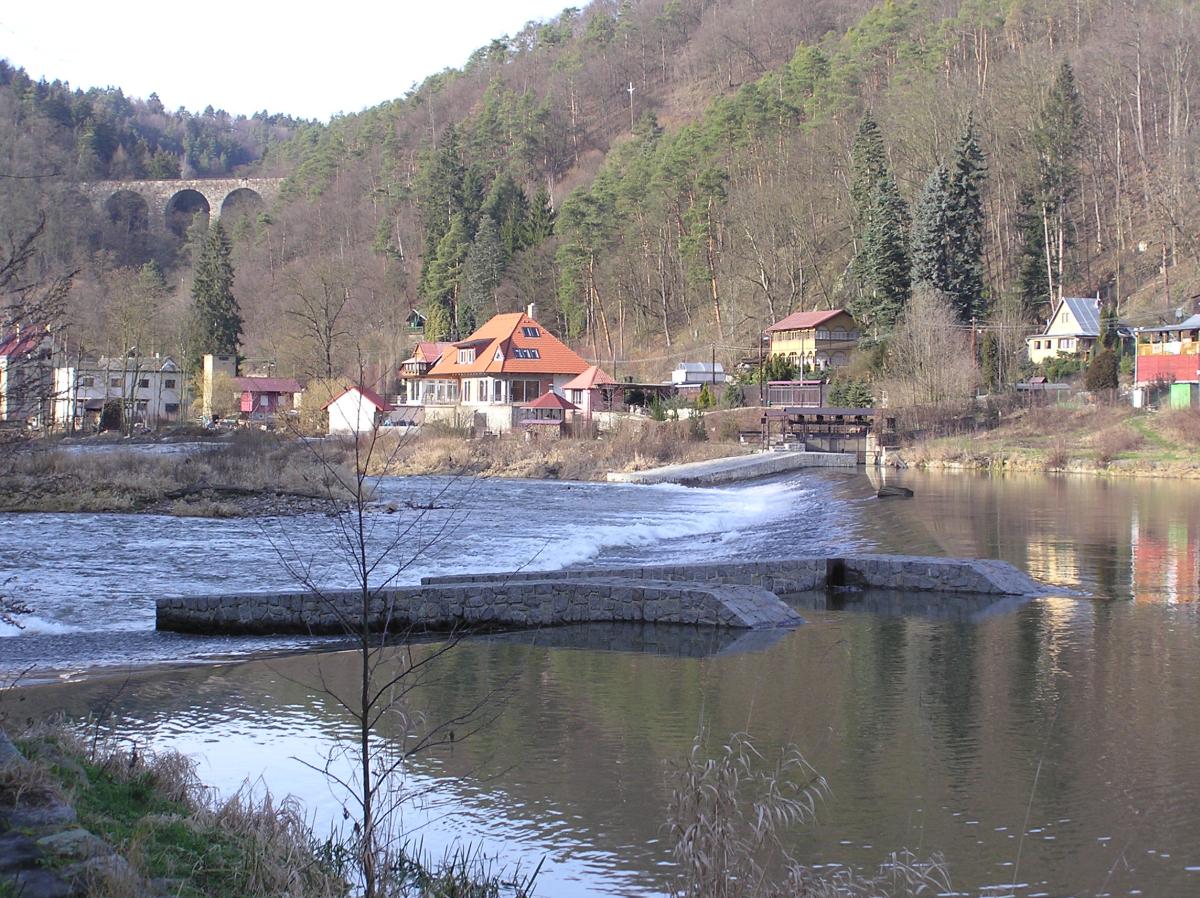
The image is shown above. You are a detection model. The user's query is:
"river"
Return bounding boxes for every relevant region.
[5,468,1200,897]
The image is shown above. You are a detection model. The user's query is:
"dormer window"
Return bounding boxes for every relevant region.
[458,348,476,364]
[494,348,503,362]
[522,326,541,338]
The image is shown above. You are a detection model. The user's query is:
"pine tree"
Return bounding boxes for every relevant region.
[1015,188,1050,320]
[189,222,241,367]
[911,163,951,297]
[944,112,987,321]
[423,215,470,339]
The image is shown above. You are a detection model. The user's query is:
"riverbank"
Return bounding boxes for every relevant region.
[372,412,756,481]
[0,430,353,517]
[0,724,344,898]
[897,403,1200,478]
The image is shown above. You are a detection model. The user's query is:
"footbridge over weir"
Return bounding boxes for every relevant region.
[156,555,1050,637]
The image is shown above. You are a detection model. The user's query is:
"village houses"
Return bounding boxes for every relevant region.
[406,304,591,433]
[765,309,859,370]
[1026,297,1104,364]
[53,355,183,431]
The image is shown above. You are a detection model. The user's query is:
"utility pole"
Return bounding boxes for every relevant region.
[628,82,636,132]
[758,332,764,406]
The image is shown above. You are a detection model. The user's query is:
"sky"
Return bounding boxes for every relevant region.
[0,0,574,121]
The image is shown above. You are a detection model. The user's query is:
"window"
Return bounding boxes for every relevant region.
[164,378,177,389]
[79,376,94,387]
[164,403,179,415]
[816,329,831,340]
[511,380,542,402]
[259,395,269,407]
[458,348,476,364]
[138,378,150,389]
[109,377,122,388]
[522,326,541,337]
[512,348,541,360]
[831,329,847,341]
[464,381,473,402]
[494,348,503,362]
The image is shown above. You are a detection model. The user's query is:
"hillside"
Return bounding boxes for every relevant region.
[5,0,1200,392]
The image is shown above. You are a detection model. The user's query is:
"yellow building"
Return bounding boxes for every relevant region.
[1026,297,1101,365]
[765,309,859,370]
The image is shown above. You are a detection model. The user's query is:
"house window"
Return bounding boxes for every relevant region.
[138,378,150,389]
[1059,338,1070,349]
[464,381,473,402]
[522,326,541,337]
[511,380,542,402]
[816,329,831,340]
[494,348,503,362]
[79,376,94,387]
[513,348,541,360]
[109,377,121,388]
[165,403,179,415]
[259,395,269,407]
[164,378,177,389]
[458,348,476,364]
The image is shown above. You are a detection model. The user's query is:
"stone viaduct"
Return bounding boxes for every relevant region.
[81,177,285,236]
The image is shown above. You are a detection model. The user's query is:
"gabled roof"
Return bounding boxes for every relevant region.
[525,391,578,411]
[1042,297,1101,337]
[425,312,589,379]
[766,309,851,333]
[562,365,617,391]
[414,341,453,363]
[0,331,47,359]
[95,355,178,372]
[231,376,303,394]
[1135,314,1200,334]
[322,384,392,412]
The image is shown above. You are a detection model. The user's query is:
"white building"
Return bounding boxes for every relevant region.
[53,356,183,431]
[324,385,392,436]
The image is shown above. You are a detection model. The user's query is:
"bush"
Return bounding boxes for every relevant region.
[1085,349,1119,392]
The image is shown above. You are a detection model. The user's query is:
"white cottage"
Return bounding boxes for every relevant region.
[324,385,392,436]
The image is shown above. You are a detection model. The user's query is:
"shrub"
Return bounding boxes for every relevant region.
[1085,349,1119,392]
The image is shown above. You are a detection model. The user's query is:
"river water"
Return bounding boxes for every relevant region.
[5,468,1200,897]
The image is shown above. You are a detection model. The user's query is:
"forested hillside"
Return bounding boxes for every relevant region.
[5,0,1200,390]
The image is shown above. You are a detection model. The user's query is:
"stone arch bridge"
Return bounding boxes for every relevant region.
[82,177,284,236]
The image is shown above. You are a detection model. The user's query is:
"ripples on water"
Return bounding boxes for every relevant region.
[8,469,1200,897]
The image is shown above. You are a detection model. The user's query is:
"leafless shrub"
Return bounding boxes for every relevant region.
[1092,425,1143,468]
[666,733,951,898]
[1160,408,1200,446]
[1044,439,1070,471]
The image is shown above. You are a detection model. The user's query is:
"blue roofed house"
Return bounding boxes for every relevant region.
[1026,297,1103,365]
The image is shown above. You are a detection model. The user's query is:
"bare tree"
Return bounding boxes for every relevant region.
[265,406,514,897]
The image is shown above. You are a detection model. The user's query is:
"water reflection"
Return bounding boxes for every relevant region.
[13,594,1200,898]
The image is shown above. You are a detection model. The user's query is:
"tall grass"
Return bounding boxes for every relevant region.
[666,733,951,898]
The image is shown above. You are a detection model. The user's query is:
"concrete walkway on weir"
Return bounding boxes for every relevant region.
[606,449,856,486]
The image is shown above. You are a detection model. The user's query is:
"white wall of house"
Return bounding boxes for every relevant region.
[53,359,183,428]
[328,389,384,435]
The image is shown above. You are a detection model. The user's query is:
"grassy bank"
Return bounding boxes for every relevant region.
[1,724,345,898]
[899,403,1200,477]
[0,430,354,516]
[370,411,758,481]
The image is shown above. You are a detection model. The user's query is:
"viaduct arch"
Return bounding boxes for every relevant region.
[84,177,284,236]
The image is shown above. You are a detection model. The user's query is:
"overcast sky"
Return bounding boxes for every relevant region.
[1,1,572,121]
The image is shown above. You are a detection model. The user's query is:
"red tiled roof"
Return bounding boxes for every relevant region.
[322,384,393,412]
[562,365,616,390]
[425,313,589,379]
[765,309,851,333]
[525,391,578,411]
[231,376,303,394]
[0,331,44,359]
[416,341,453,363]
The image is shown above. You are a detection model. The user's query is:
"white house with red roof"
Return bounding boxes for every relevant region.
[415,305,591,432]
[1,328,56,427]
[324,384,393,436]
[562,364,619,419]
[765,308,859,370]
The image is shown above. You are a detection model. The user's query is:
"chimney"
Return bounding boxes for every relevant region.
[526,302,537,320]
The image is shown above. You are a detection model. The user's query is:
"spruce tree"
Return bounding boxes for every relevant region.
[850,113,888,231]
[189,221,241,367]
[852,171,911,339]
[462,216,505,324]
[911,163,951,297]
[945,112,987,321]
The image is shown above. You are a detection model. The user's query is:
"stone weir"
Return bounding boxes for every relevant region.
[155,555,1049,637]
